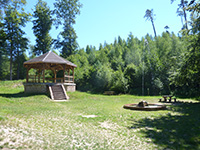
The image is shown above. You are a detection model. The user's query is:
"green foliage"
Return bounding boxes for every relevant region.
[124,63,138,93]
[53,0,82,57]
[68,32,187,95]
[171,0,189,30]
[111,67,128,94]
[0,0,199,98]
[172,1,200,97]
[0,22,8,80]
[2,0,30,80]
[94,63,113,92]
[32,0,53,56]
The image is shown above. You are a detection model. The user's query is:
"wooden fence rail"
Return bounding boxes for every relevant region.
[28,75,74,83]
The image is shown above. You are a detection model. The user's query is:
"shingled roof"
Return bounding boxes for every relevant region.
[24,51,77,67]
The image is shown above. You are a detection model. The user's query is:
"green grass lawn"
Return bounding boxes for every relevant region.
[0,80,200,149]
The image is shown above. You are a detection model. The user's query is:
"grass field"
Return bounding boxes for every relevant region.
[0,80,200,149]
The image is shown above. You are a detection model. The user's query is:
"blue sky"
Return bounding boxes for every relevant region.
[24,0,182,51]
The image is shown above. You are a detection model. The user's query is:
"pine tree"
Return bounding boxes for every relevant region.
[171,0,189,30]
[144,9,157,37]
[174,1,200,97]
[0,22,7,79]
[32,0,53,56]
[15,30,29,79]
[4,0,30,80]
[54,0,82,58]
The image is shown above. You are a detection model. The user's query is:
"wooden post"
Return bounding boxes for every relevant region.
[26,68,30,83]
[68,69,70,76]
[54,70,57,83]
[63,65,66,83]
[38,69,41,83]
[72,68,74,83]
[43,64,45,83]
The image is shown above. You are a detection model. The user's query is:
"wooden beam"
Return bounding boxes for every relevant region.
[54,70,57,83]
[38,69,41,83]
[26,68,30,83]
[43,64,45,83]
[63,65,66,83]
[68,69,70,76]
[72,68,74,83]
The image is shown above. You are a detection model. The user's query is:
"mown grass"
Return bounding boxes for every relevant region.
[0,80,199,149]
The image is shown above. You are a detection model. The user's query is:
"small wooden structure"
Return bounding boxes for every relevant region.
[159,95,176,103]
[23,51,77,97]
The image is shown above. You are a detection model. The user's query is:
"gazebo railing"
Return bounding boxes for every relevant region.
[45,77,64,83]
[27,75,74,83]
[65,75,74,83]
[28,75,39,83]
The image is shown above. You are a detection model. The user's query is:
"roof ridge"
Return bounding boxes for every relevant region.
[43,51,51,62]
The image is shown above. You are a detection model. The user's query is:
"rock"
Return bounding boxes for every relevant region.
[137,101,149,107]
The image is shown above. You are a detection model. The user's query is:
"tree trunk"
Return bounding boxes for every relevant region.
[181,0,188,30]
[9,24,14,80]
[17,42,20,80]
[17,52,20,80]
[10,48,12,80]
[151,19,157,37]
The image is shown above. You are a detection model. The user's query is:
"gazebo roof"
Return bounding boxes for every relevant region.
[24,51,77,67]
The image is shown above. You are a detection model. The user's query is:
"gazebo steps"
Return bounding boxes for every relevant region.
[49,85,69,101]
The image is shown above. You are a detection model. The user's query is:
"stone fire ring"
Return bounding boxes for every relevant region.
[123,103,166,111]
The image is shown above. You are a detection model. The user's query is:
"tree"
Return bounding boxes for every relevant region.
[173,1,200,97]
[15,31,29,79]
[111,67,128,94]
[124,63,138,93]
[4,0,30,80]
[171,0,189,30]
[94,63,113,92]
[53,0,82,58]
[164,25,170,33]
[0,0,10,18]
[144,9,157,37]
[0,0,9,79]
[0,23,7,79]
[32,0,53,56]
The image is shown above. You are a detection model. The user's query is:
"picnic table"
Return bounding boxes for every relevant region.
[159,95,176,102]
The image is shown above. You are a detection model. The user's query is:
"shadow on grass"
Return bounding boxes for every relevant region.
[129,102,200,149]
[0,92,46,98]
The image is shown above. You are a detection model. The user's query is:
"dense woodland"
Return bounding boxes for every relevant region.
[0,0,200,98]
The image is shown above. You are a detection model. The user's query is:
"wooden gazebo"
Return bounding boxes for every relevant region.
[23,51,77,95]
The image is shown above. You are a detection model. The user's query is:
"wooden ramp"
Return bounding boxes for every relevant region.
[49,85,69,101]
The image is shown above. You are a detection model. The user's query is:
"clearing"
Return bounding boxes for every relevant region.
[0,80,199,149]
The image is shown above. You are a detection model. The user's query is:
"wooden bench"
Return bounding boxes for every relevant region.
[103,91,115,95]
[159,95,176,102]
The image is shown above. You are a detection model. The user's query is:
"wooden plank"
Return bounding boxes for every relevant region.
[64,75,73,78]
[49,86,54,100]
[61,84,69,100]
[50,85,68,100]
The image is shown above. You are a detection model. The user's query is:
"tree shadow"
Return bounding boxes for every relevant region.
[0,92,46,98]
[128,102,200,149]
